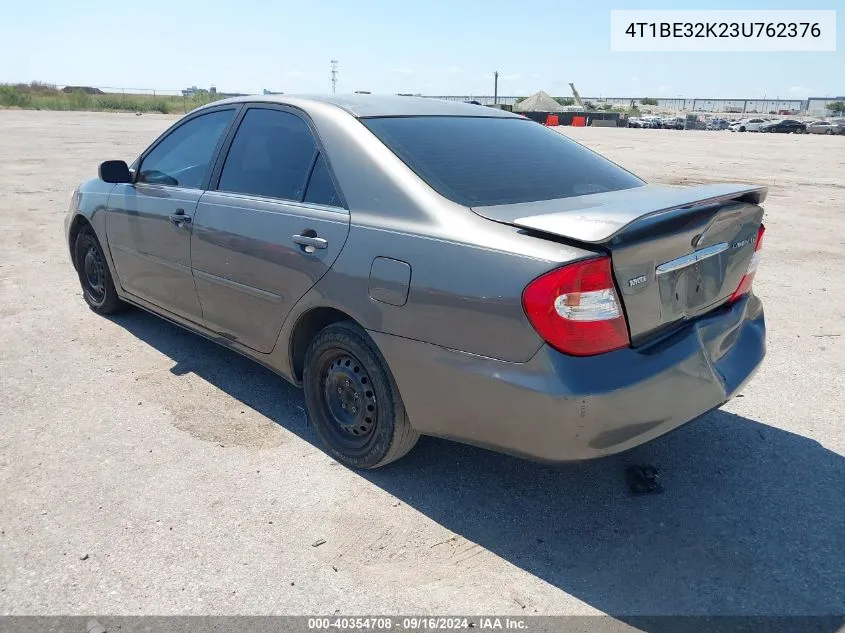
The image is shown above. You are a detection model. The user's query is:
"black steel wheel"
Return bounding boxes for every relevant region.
[322,353,378,444]
[74,227,125,314]
[303,321,419,468]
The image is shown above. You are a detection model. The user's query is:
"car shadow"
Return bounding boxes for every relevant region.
[110,309,845,629]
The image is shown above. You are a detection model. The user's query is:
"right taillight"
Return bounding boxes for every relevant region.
[522,256,630,356]
[729,224,765,303]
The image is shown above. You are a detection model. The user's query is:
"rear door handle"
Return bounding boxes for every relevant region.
[292,234,328,249]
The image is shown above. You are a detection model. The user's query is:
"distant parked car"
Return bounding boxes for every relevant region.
[662,117,685,130]
[760,119,807,134]
[730,118,768,132]
[707,118,730,130]
[627,118,643,128]
[806,121,843,135]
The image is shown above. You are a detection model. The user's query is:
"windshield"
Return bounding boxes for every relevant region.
[361,116,644,207]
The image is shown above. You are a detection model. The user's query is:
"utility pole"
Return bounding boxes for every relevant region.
[493,71,499,104]
[331,60,339,94]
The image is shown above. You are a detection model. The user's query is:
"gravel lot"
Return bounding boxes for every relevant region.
[1,110,843,619]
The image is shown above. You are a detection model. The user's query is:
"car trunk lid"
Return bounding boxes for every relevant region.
[472,183,767,345]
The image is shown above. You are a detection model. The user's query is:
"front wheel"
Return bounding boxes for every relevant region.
[303,322,420,469]
[74,227,125,314]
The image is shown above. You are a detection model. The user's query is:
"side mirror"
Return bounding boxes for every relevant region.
[98,160,132,184]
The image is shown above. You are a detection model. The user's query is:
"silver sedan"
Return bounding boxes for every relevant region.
[65,95,767,468]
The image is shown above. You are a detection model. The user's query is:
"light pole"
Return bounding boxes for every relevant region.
[494,71,499,105]
[331,60,338,94]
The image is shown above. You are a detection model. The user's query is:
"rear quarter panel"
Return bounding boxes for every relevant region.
[271,103,601,364]
[300,219,591,362]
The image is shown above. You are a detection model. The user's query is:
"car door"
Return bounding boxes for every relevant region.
[190,105,350,353]
[105,106,239,321]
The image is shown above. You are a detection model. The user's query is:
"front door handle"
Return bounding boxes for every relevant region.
[292,234,328,250]
[169,210,192,226]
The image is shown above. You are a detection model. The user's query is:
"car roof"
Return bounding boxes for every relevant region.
[202,94,521,119]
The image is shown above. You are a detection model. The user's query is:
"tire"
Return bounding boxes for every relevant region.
[827,129,833,135]
[303,321,419,468]
[739,126,746,132]
[74,227,125,314]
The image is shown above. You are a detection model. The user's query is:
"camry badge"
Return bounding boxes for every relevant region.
[732,236,757,249]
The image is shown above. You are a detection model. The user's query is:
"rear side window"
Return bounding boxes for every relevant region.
[218,108,317,200]
[362,116,644,206]
[304,154,342,207]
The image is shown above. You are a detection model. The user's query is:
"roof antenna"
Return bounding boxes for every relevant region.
[331,60,338,94]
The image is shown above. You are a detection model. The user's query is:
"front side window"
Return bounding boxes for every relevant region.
[137,109,235,188]
[362,116,644,207]
[217,108,317,201]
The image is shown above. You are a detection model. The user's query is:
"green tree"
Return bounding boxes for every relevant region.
[826,101,845,115]
[641,97,658,106]
[0,85,32,107]
[553,97,574,106]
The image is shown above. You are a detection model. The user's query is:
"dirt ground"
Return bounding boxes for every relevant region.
[1,110,843,618]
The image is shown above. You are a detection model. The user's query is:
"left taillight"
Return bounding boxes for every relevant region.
[522,256,630,357]
[729,224,765,303]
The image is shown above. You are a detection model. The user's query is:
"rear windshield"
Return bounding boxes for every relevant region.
[361,116,644,207]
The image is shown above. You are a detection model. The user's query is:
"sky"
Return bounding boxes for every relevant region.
[0,0,841,98]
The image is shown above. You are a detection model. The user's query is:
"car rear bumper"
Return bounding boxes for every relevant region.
[370,293,765,463]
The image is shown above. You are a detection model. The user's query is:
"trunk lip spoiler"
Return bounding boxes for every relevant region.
[472,183,768,245]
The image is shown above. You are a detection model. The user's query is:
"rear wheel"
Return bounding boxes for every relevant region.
[74,227,125,314]
[303,322,419,468]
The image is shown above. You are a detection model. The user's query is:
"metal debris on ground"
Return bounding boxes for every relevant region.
[312,538,326,547]
[625,464,664,494]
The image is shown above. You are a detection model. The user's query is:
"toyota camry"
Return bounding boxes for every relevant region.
[65,95,766,468]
